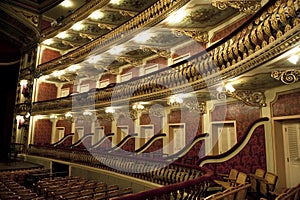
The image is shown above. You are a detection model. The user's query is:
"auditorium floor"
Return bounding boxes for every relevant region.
[0,160,43,172]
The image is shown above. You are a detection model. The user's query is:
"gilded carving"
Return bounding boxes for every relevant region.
[211,0,262,14]
[271,70,300,84]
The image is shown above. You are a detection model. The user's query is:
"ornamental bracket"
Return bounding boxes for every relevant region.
[211,0,262,14]
[271,70,300,84]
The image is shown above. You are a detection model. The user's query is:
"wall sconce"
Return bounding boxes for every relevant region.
[16,115,25,127]
[167,95,183,107]
[105,107,115,114]
[83,110,93,116]
[50,114,58,120]
[64,112,73,120]
[132,102,144,111]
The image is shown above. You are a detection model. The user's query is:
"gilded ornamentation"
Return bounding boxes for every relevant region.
[217,90,266,107]
[116,56,143,66]
[11,7,39,27]
[211,0,262,14]
[98,23,116,30]
[271,70,300,84]
[184,99,206,115]
[174,30,209,43]
[141,47,171,58]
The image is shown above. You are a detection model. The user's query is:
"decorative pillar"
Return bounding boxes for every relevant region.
[162,107,171,155]
[50,117,58,144]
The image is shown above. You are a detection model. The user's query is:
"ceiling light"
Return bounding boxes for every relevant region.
[71,21,84,31]
[132,102,144,111]
[56,31,68,39]
[288,55,299,64]
[87,56,101,64]
[108,45,125,55]
[225,83,235,93]
[105,107,115,113]
[166,8,187,24]
[68,64,80,72]
[89,10,104,20]
[110,0,122,5]
[42,39,54,45]
[52,70,64,77]
[167,95,183,106]
[133,30,153,43]
[60,0,73,8]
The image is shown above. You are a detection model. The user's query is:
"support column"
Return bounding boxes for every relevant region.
[162,107,170,155]
[50,117,58,144]
[134,111,142,150]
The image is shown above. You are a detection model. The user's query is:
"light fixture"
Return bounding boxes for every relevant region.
[71,21,84,31]
[133,30,153,43]
[52,70,64,77]
[288,55,299,64]
[42,39,54,45]
[68,64,80,72]
[132,102,144,111]
[83,110,93,116]
[108,45,125,55]
[50,114,57,119]
[65,112,72,118]
[56,31,68,39]
[167,95,183,106]
[105,107,115,114]
[25,112,31,119]
[89,10,104,20]
[110,0,122,5]
[60,0,73,8]
[165,7,187,24]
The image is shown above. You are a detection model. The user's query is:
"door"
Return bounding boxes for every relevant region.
[169,124,185,154]
[55,127,65,143]
[116,126,128,145]
[218,124,236,154]
[283,122,300,187]
[93,126,104,145]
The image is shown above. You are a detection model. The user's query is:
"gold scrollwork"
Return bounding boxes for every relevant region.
[271,69,299,84]
[211,0,262,14]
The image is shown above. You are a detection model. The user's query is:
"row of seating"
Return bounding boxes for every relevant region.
[202,182,251,200]
[0,176,43,200]
[34,176,133,200]
[248,168,278,199]
[261,183,300,200]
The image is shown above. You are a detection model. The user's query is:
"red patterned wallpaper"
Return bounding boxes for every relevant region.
[272,90,300,117]
[37,82,57,101]
[203,125,266,174]
[168,109,203,142]
[41,48,61,64]
[56,120,72,135]
[173,42,205,59]
[34,119,52,145]
[211,102,261,141]
[140,113,162,135]
[121,66,139,78]
[117,115,134,134]
[99,74,116,83]
[208,102,266,174]
[210,15,251,43]
[145,57,168,70]
[61,83,75,93]
[96,119,112,134]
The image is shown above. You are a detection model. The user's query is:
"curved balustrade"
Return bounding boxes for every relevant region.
[196,117,269,168]
[66,133,94,150]
[166,133,208,165]
[135,133,166,154]
[112,166,213,200]
[88,133,114,151]
[51,133,74,147]
[106,133,138,153]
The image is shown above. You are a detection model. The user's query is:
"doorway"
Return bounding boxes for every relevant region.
[282,121,300,187]
[169,124,185,155]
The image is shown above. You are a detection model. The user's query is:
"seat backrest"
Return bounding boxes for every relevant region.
[235,183,251,200]
[235,172,248,185]
[255,168,265,178]
[228,169,239,181]
[264,172,278,191]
